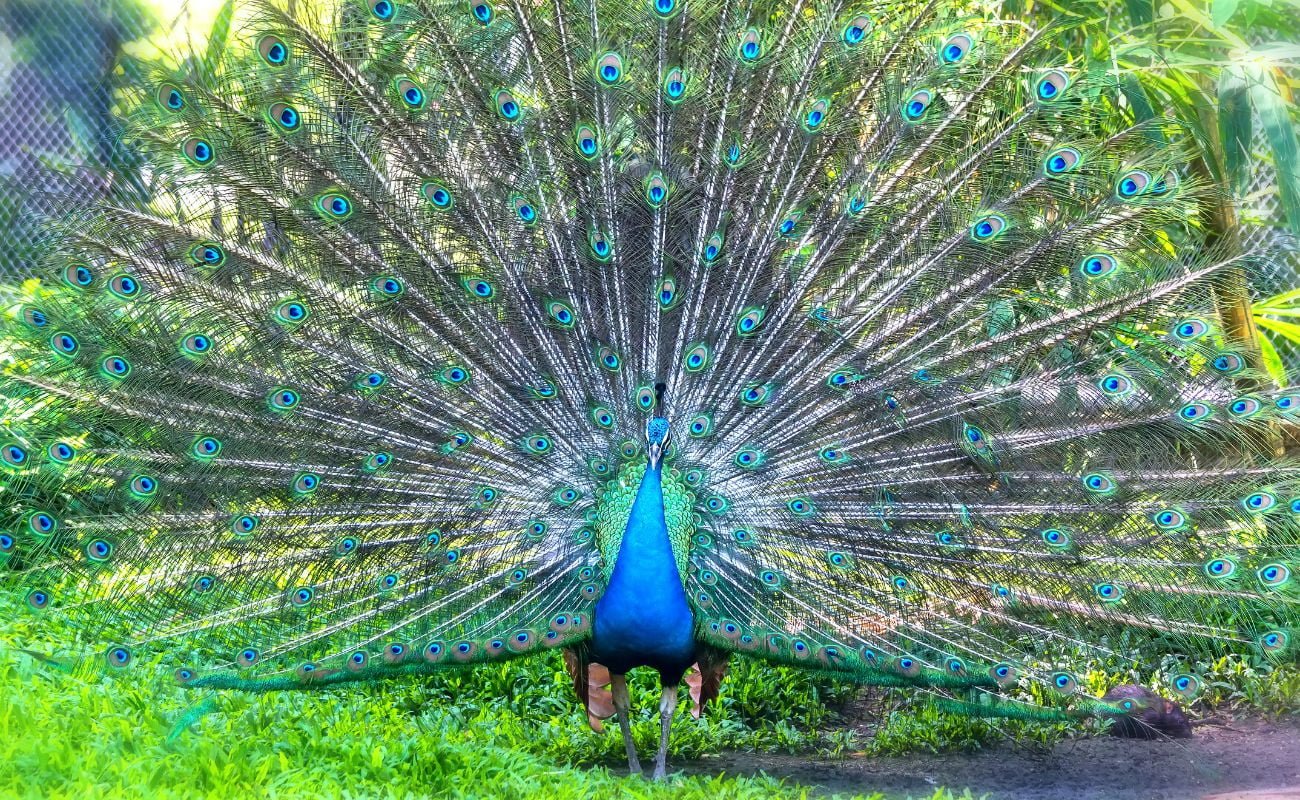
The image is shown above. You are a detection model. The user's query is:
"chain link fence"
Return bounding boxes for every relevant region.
[0,0,156,279]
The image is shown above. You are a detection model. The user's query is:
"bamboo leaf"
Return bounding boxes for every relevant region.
[1251,42,1300,62]
[1257,327,1289,388]
[1122,74,1157,124]
[1124,0,1155,26]
[1254,285,1300,308]
[1212,0,1240,27]
[1218,65,1253,195]
[1253,315,1300,345]
[1165,0,1249,48]
[1253,307,1300,319]
[1251,68,1300,235]
[62,106,97,162]
[201,0,236,79]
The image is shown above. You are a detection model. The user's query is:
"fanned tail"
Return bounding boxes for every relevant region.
[0,0,1294,726]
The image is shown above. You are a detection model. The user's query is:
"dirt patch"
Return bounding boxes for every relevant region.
[682,718,1300,800]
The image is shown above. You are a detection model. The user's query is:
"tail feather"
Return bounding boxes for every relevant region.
[1,0,1295,718]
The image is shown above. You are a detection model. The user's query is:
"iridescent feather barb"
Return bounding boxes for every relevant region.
[1,0,1297,779]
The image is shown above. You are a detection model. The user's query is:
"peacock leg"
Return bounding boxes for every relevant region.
[610,673,641,775]
[651,683,678,780]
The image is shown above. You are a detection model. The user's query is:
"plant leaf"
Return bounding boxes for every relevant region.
[202,0,236,79]
[1218,65,1253,195]
[1212,0,1240,27]
[1252,307,1300,319]
[1253,315,1300,345]
[1250,67,1300,234]
[1254,285,1300,309]
[1257,326,1289,388]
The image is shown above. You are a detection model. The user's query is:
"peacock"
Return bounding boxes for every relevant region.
[2,0,1298,780]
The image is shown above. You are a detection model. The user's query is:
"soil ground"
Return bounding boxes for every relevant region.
[682,718,1300,800]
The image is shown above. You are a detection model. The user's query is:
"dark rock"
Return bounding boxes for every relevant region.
[1103,684,1193,739]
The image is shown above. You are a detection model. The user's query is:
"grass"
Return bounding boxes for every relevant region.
[1,600,1297,799]
[0,645,960,800]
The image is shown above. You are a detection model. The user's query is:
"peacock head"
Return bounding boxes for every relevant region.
[646,416,671,469]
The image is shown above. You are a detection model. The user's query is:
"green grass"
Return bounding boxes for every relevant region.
[0,648,965,800]
[2,594,1297,799]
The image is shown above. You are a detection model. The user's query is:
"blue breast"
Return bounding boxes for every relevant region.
[591,463,696,677]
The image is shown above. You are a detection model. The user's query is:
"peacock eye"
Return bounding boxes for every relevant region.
[1174,319,1209,340]
[192,436,222,460]
[587,228,612,260]
[546,300,576,328]
[645,174,670,209]
[735,306,767,336]
[1080,253,1118,278]
[634,386,656,410]
[314,191,354,220]
[293,472,320,493]
[158,83,186,112]
[470,0,493,23]
[1099,374,1133,396]
[130,475,158,497]
[663,67,687,101]
[63,263,94,288]
[903,88,933,121]
[396,78,426,110]
[940,32,973,63]
[189,242,226,268]
[842,14,870,46]
[257,34,289,65]
[100,355,132,379]
[1212,352,1245,374]
[372,275,406,299]
[1116,169,1151,198]
[737,28,763,61]
[1082,471,1116,494]
[182,137,214,165]
[1035,70,1069,101]
[1,443,28,469]
[461,276,494,299]
[108,273,141,299]
[684,343,711,372]
[802,100,829,132]
[595,52,624,84]
[511,195,537,224]
[1044,146,1082,175]
[268,102,301,131]
[970,213,1007,241]
[494,88,521,120]
[20,305,49,329]
[596,346,621,371]
[651,0,677,17]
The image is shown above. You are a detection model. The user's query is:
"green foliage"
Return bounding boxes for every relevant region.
[3,583,1297,798]
[1011,0,1300,227]
[0,593,876,798]
[1008,0,1300,385]
[1252,285,1300,386]
[0,650,894,800]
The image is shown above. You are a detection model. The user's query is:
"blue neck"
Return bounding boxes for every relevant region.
[592,463,696,676]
